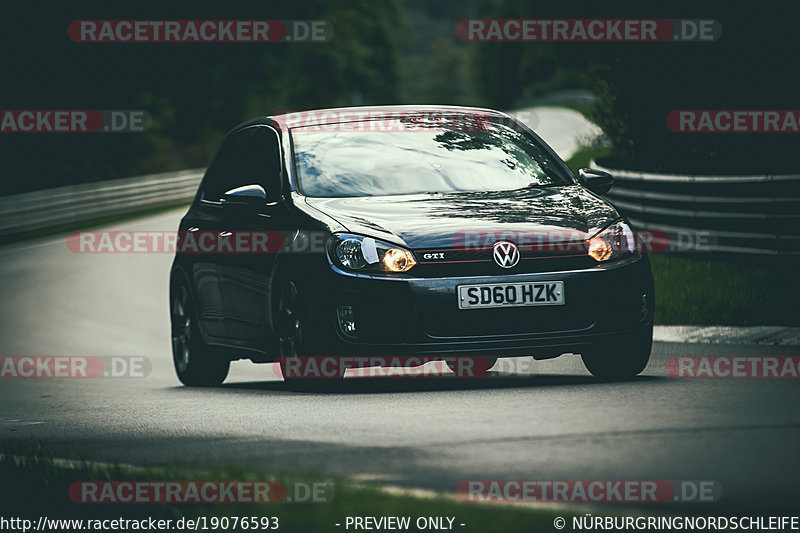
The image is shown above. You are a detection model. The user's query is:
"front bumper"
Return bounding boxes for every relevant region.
[309,253,654,357]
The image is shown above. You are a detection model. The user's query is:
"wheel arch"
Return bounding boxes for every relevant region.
[169,264,211,345]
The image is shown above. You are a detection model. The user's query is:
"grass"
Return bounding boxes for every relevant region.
[649,254,798,326]
[0,452,572,533]
[567,147,797,326]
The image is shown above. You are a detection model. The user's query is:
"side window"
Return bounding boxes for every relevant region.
[199,126,282,202]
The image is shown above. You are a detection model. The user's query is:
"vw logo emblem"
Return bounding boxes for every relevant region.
[493,241,520,268]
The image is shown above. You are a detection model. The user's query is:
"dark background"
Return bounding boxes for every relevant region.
[2,0,799,194]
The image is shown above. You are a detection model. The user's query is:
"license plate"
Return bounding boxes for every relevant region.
[457,281,565,309]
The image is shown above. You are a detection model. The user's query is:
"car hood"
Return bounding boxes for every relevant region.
[303,185,620,249]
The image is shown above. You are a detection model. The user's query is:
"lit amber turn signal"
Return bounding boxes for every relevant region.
[588,237,612,261]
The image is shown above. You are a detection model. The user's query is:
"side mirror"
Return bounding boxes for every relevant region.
[578,168,614,195]
[221,184,267,209]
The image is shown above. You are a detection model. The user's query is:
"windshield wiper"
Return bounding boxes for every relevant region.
[521,181,571,190]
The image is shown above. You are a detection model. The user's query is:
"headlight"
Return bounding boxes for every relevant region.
[328,234,417,273]
[587,220,636,262]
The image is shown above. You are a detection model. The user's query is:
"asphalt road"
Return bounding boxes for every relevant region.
[0,110,797,517]
[1,209,799,516]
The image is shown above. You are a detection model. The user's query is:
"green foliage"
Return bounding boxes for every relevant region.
[9,0,797,193]
[466,1,800,174]
[2,0,406,194]
[650,254,799,326]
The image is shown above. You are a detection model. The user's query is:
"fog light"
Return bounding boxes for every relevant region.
[336,306,357,338]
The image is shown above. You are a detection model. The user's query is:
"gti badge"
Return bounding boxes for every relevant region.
[493,241,520,268]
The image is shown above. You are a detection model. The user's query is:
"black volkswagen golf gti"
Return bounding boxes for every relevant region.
[169,106,654,385]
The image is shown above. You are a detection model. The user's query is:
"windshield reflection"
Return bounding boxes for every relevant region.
[292,119,573,197]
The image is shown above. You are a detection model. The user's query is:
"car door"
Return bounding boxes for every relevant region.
[214,125,286,351]
[177,135,242,341]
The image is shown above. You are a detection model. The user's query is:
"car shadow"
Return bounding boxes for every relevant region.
[215,372,665,394]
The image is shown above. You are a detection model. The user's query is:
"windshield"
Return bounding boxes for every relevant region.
[290,118,574,197]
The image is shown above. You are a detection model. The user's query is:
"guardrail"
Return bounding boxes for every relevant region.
[2,161,798,259]
[594,162,800,256]
[0,169,204,241]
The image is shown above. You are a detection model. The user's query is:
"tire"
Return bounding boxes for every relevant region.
[274,278,344,382]
[580,326,653,380]
[170,280,230,386]
[445,356,497,377]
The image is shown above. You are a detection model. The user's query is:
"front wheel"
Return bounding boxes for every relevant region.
[580,326,653,380]
[171,281,230,386]
[275,278,343,382]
